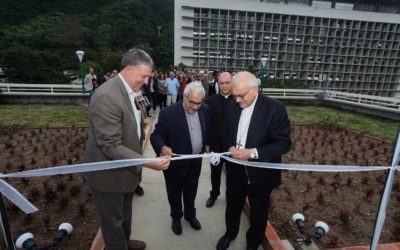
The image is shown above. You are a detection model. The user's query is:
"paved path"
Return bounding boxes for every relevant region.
[131,109,252,250]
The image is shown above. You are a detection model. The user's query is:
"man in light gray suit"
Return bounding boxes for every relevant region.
[84,48,170,250]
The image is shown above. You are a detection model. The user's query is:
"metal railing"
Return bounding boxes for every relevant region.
[1,83,399,113]
[262,88,400,113]
[0,83,88,96]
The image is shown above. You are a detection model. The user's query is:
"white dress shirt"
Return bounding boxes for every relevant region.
[236,95,259,158]
[119,73,142,139]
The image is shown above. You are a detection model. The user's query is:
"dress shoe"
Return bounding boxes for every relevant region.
[206,196,217,207]
[216,235,232,250]
[128,239,146,250]
[172,220,182,235]
[134,185,144,196]
[185,217,201,230]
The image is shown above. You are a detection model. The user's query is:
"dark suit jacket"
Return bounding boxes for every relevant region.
[205,94,233,153]
[151,101,210,167]
[83,75,144,193]
[222,94,292,189]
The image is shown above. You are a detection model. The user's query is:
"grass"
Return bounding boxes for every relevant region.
[0,104,397,141]
[287,105,398,141]
[0,104,88,127]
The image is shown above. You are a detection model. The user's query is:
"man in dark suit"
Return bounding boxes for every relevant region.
[84,49,170,250]
[151,81,210,235]
[204,72,233,208]
[216,71,291,250]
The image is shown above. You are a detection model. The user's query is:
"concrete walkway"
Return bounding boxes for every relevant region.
[131,109,251,250]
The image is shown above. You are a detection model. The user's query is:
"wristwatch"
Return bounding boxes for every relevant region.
[250,148,257,159]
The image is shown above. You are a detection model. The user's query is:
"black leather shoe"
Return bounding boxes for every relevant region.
[185,217,201,230]
[216,235,232,250]
[134,185,144,196]
[172,220,182,235]
[206,196,217,208]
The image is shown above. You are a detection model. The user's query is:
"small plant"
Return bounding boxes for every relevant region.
[28,188,40,201]
[58,195,69,209]
[361,175,369,185]
[42,214,51,232]
[375,174,386,184]
[330,180,339,191]
[364,188,374,200]
[4,142,12,149]
[7,204,19,214]
[291,172,298,180]
[302,202,311,212]
[346,177,353,187]
[283,187,293,200]
[56,182,67,193]
[5,161,12,170]
[317,175,326,185]
[78,203,86,217]
[51,155,58,166]
[326,234,339,248]
[69,185,81,197]
[30,157,36,165]
[23,214,33,225]
[21,178,29,186]
[316,191,325,204]
[18,163,26,172]
[44,187,56,203]
[338,209,350,226]
[353,204,363,215]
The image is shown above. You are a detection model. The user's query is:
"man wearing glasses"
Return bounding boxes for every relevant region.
[217,71,291,250]
[151,81,211,235]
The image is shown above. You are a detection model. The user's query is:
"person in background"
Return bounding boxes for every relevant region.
[165,71,180,106]
[158,72,167,109]
[204,72,233,208]
[84,67,97,103]
[207,73,217,97]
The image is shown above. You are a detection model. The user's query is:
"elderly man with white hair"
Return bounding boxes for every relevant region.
[151,81,211,235]
[217,71,292,250]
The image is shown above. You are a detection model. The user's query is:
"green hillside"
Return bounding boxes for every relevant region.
[0,0,174,83]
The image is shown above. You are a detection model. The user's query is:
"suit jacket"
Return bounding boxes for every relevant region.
[222,94,292,190]
[205,94,233,153]
[83,75,144,193]
[150,101,210,167]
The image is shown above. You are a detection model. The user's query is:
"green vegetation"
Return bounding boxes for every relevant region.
[287,106,398,141]
[0,104,88,126]
[0,104,397,141]
[0,0,174,84]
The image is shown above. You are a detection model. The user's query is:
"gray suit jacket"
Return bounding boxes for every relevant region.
[83,75,144,193]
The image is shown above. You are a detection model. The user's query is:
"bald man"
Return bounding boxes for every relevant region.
[217,72,291,250]
[204,72,234,207]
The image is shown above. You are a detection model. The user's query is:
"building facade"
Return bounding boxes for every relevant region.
[174,0,400,97]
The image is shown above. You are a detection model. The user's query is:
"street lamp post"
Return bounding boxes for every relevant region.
[75,50,85,94]
[260,57,268,88]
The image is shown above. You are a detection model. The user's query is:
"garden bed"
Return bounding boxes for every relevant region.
[0,124,399,249]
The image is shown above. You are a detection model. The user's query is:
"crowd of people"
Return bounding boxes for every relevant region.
[84,48,290,250]
[85,67,262,113]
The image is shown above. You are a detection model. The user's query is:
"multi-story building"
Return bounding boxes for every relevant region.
[174,0,400,97]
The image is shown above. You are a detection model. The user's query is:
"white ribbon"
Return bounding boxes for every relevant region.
[0,150,397,249]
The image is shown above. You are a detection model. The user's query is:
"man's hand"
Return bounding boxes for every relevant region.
[144,156,171,171]
[229,147,252,161]
[161,146,173,156]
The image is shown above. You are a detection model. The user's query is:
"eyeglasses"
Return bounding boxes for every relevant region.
[232,87,255,101]
[187,98,203,108]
